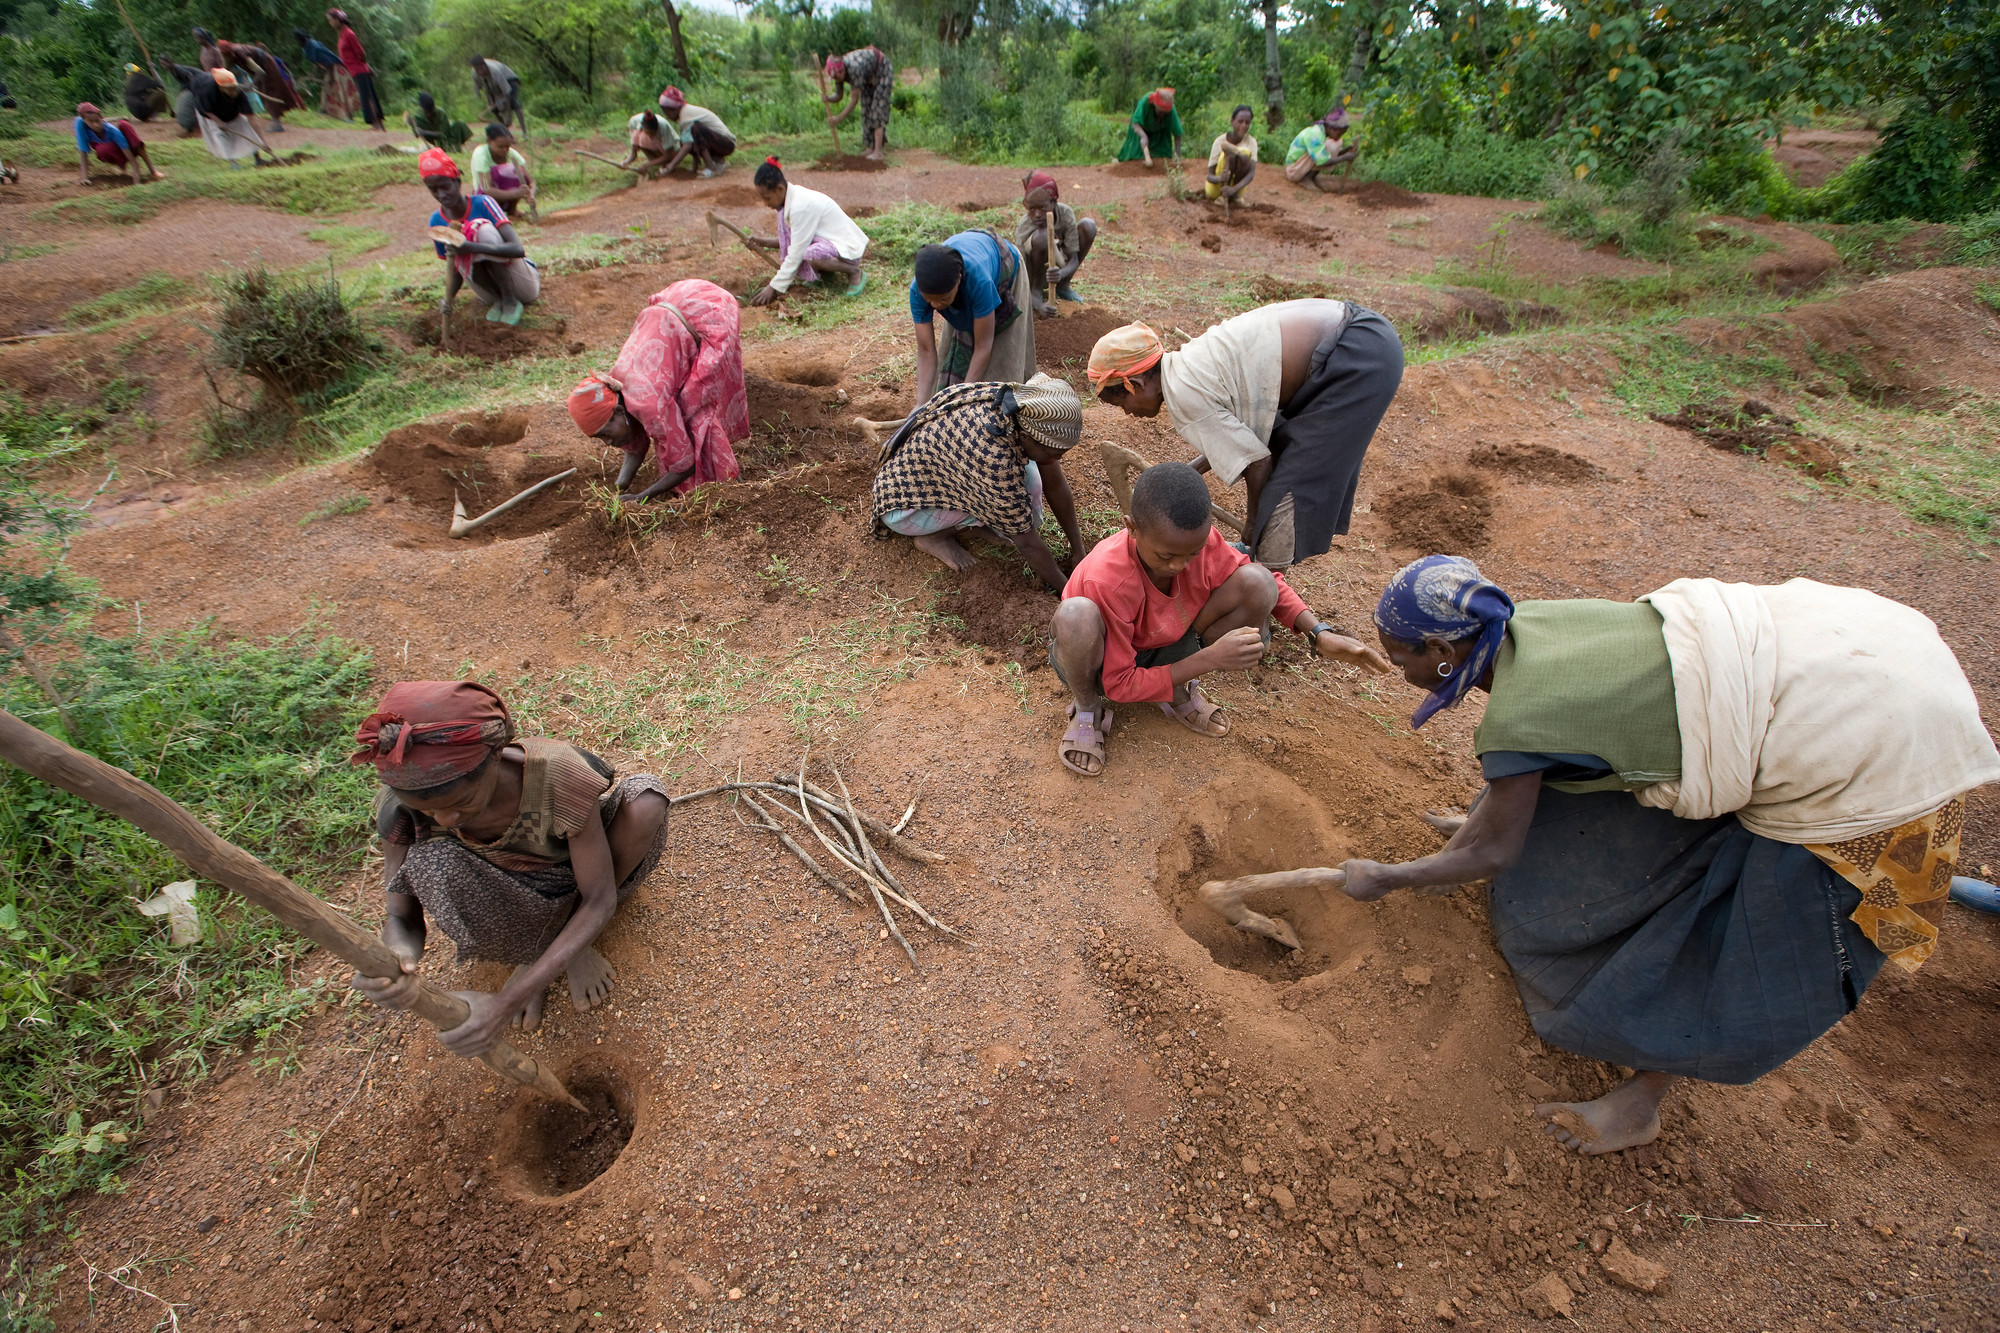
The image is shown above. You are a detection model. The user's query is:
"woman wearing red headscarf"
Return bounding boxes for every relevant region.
[1015,170,1097,318]
[567,279,749,502]
[347,681,669,1055]
[822,45,891,161]
[1116,87,1182,166]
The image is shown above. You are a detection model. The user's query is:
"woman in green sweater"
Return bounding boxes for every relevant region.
[1117,87,1182,165]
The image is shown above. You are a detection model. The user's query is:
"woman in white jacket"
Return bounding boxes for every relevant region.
[746,157,869,305]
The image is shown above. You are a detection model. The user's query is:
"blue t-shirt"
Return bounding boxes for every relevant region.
[429,193,510,258]
[75,118,130,154]
[908,230,1010,333]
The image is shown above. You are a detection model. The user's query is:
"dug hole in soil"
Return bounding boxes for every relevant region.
[496,1054,643,1202]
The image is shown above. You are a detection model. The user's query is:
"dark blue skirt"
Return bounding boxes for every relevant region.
[1489,789,1887,1084]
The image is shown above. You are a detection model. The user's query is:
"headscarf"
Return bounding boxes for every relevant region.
[1321,105,1350,132]
[211,67,238,90]
[326,8,350,25]
[75,102,102,118]
[193,26,215,44]
[417,146,458,179]
[567,373,621,436]
[824,55,846,82]
[1373,555,1515,728]
[1022,169,1059,207]
[1148,87,1175,112]
[351,681,513,789]
[124,63,142,75]
[293,26,310,43]
[1012,374,1082,453]
[658,86,685,111]
[1086,322,1164,394]
[418,91,436,113]
[913,244,962,297]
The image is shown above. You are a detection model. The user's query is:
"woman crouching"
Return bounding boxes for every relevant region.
[349,681,668,1057]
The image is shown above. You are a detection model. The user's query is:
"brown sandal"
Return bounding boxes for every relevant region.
[1059,703,1114,777]
[1160,682,1229,737]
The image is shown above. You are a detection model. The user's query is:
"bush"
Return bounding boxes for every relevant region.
[1366,130,1554,199]
[210,267,374,402]
[1839,107,1992,223]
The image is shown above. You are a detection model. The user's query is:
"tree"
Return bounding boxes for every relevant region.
[1260,0,1283,127]
[658,0,693,81]
[432,0,631,99]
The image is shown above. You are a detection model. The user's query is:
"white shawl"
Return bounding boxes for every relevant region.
[1633,577,2000,843]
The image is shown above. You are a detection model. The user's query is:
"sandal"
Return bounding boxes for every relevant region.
[1160,682,1230,737]
[1059,703,1114,777]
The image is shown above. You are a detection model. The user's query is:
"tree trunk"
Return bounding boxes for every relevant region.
[659,0,694,81]
[1261,0,1284,130]
[1345,1,1378,92]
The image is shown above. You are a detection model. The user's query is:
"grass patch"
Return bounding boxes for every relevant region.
[306,224,394,266]
[299,492,371,526]
[0,623,378,1249]
[62,274,193,329]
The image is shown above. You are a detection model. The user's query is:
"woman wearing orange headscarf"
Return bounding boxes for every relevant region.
[1116,87,1181,165]
[568,280,749,502]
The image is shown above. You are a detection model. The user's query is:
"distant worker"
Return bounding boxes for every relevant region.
[620,108,678,177]
[122,63,169,121]
[1286,106,1358,192]
[408,91,470,152]
[219,39,302,131]
[1206,104,1259,203]
[822,45,891,162]
[469,54,523,131]
[190,68,277,168]
[909,229,1037,406]
[73,102,165,185]
[746,157,870,306]
[566,281,749,502]
[1088,301,1403,570]
[293,25,360,122]
[420,148,540,326]
[471,122,536,220]
[655,87,736,177]
[326,9,384,130]
[1117,87,1182,166]
[1017,170,1097,318]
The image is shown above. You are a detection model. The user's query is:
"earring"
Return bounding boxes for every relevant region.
[1437,661,1453,678]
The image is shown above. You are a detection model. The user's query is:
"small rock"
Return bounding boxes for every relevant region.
[1522,1073,1558,1100]
[1399,965,1432,987]
[1268,1185,1295,1213]
[1519,1272,1574,1320]
[1599,1238,1670,1294]
[727,1288,744,1302]
[195,1215,221,1234]
[1588,1228,1611,1255]
[1241,1154,1262,1177]
[1435,1297,1457,1323]
[1174,1142,1198,1164]
[1502,1147,1526,1186]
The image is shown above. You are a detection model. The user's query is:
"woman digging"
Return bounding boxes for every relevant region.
[348,682,669,1055]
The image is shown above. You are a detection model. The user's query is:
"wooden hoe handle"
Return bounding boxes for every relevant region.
[0,708,580,1107]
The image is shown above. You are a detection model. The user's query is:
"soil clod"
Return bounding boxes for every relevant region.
[1377,469,1494,550]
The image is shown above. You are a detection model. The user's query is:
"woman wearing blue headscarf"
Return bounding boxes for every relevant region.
[1324,555,1999,1157]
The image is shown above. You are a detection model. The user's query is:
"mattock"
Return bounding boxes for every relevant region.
[705,211,779,271]
[1096,440,1244,534]
[1197,868,1350,950]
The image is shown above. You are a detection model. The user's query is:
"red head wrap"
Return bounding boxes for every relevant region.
[326,8,349,25]
[765,155,782,168]
[417,147,459,180]
[567,373,620,436]
[211,67,239,90]
[1148,87,1175,112]
[76,102,102,118]
[351,681,512,789]
[1086,323,1165,394]
[1021,169,1059,207]
[823,55,845,81]
[658,86,685,111]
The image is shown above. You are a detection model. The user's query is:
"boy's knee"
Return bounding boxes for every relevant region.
[1026,234,1048,263]
[1229,561,1281,611]
[1052,596,1103,643]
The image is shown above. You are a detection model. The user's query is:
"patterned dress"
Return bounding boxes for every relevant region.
[840,46,892,141]
[610,280,750,492]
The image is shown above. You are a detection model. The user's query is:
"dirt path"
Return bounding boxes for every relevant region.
[14,142,2000,1333]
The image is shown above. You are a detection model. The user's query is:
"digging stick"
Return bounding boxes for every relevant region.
[1197,867,1351,951]
[439,296,450,354]
[0,708,581,1108]
[1096,440,1244,535]
[815,54,842,158]
[835,769,916,968]
[573,147,645,175]
[705,212,781,270]
[735,790,861,904]
[759,796,962,939]
[449,469,577,538]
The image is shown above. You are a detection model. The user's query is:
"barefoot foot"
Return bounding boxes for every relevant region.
[912,531,978,571]
[505,963,547,1033]
[1536,1071,1678,1154]
[566,945,616,1012]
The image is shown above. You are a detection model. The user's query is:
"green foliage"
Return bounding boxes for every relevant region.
[1960,208,2000,262]
[0,621,378,1246]
[62,274,192,329]
[427,0,633,103]
[1838,106,1994,223]
[211,266,374,401]
[1366,130,1554,199]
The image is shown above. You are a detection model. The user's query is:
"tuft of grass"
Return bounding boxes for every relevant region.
[212,266,375,402]
[298,492,371,526]
[63,274,193,329]
[306,224,394,266]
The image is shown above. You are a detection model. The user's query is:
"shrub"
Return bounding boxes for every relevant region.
[209,267,373,402]
[1838,107,1990,223]
[1367,131,1554,199]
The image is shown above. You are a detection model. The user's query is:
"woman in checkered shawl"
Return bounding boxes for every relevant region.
[871,373,1084,591]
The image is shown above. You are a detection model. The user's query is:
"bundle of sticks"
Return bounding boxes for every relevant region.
[671,764,963,968]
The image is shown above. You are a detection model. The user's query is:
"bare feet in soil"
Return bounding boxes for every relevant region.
[566,945,617,1012]
[1537,1071,1679,1154]
[505,964,547,1033]
[913,531,979,571]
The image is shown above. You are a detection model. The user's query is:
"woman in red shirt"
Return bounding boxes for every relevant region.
[326,9,384,130]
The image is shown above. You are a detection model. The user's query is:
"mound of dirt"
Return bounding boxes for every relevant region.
[816,154,888,173]
[1034,306,1127,371]
[956,199,1004,213]
[1783,267,2000,402]
[745,372,843,436]
[1179,196,1333,246]
[364,412,532,506]
[1250,277,1560,343]
[407,309,569,359]
[1467,441,1602,483]
[1650,399,1843,478]
[1746,222,1840,294]
[747,353,841,388]
[698,184,764,208]
[1322,177,1428,209]
[1376,470,1494,551]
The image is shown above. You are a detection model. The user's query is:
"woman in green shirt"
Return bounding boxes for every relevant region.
[1117,87,1182,165]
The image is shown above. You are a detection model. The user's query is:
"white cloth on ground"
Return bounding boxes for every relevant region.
[1633,577,2000,843]
[198,113,266,161]
[1159,298,1346,485]
[771,183,869,292]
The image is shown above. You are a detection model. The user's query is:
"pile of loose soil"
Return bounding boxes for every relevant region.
[697,184,764,208]
[1650,399,1843,478]
[1467,441,1602,483]
[815,153,889,172]
[1034,305,1127,371]
[363,408,599,542]
[955,199,1004,213]
[364,412,532,506]
[406,309,570,359]
[1376,469,1495,550]
[1321,177,1428,209]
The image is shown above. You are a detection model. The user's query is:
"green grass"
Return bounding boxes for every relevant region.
[0,622,378,1249]
[299,492,371,526]
[62,274,194,329]
[306,223,394,265]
